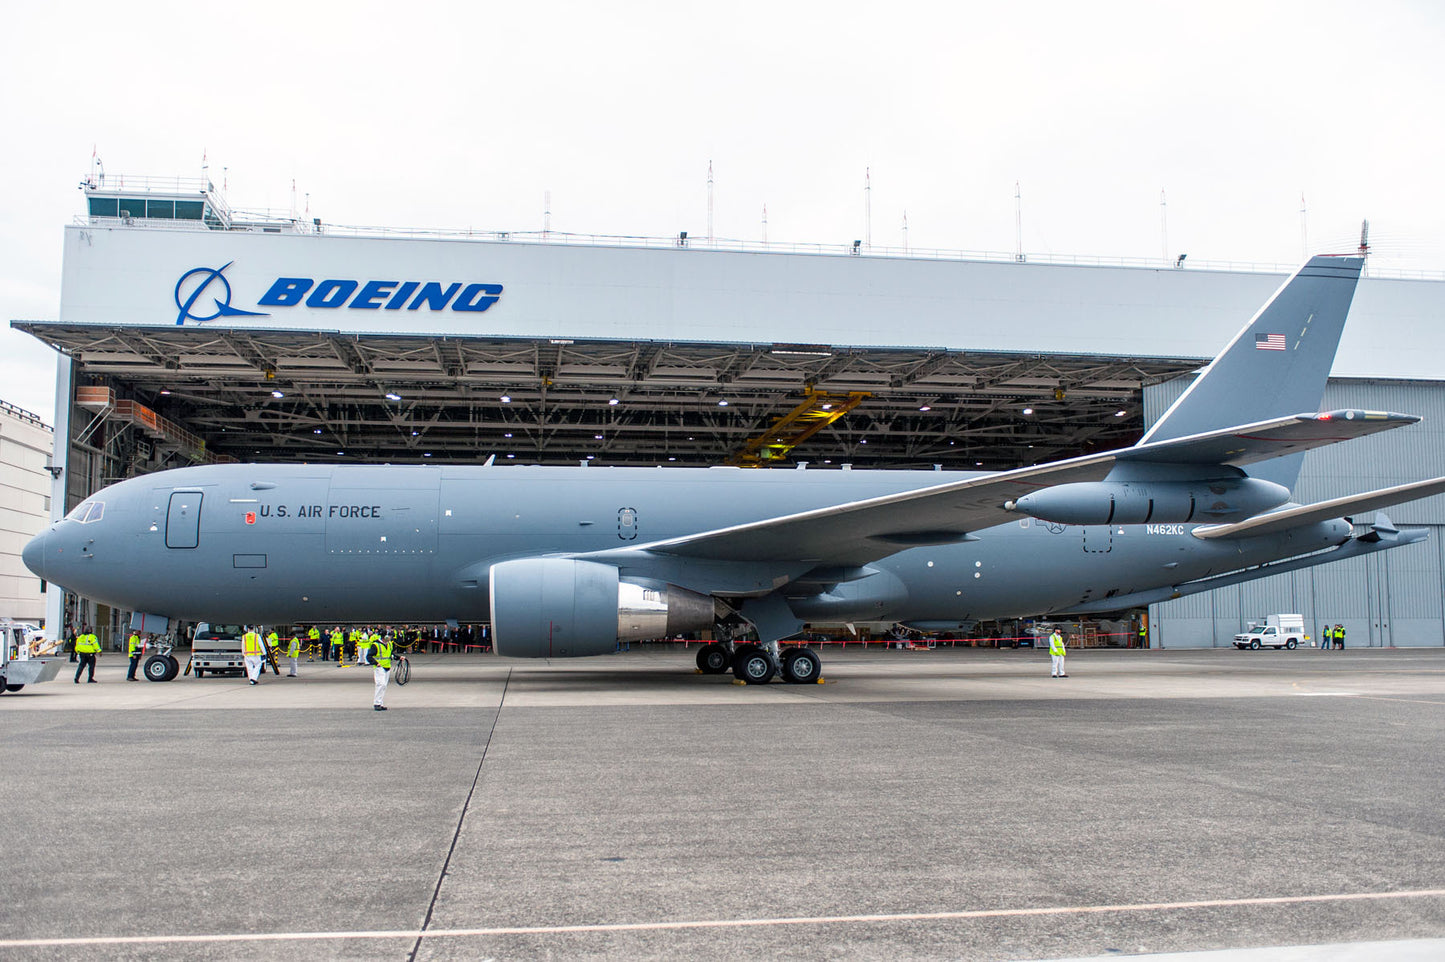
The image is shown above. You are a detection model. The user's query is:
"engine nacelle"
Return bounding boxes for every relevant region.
[1006,477,1290,525]
[489,557,715,658]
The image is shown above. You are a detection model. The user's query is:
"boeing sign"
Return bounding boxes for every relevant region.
[173,263,504,324]
[173,262,269,325]
[258,278,503,312]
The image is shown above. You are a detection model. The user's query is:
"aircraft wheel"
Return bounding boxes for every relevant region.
[1286,639,1298,650]
[161,655,181,681]
[781,647,821,683]
[732,644,775,685]
[696,643,730,674]
[5,684,21,693]
[143,655,172,682]
[1249,639,1261,650]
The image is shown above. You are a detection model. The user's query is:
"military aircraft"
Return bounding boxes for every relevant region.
[24,255,1445,683]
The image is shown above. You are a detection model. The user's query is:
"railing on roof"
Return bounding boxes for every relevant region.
[0,399,52,431]
[71,213,1445,281]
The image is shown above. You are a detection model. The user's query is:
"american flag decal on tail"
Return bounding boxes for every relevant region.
[1255,333,1287,351]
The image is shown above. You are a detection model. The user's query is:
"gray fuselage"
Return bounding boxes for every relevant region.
[25,462,1348,628]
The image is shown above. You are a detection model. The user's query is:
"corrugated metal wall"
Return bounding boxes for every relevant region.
[1144,377,1445,648]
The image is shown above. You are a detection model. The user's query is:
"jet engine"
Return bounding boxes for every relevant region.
[489,557,715,658]
[1005,476,1290,526]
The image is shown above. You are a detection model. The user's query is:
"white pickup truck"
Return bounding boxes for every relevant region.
[1233,614,1306,650]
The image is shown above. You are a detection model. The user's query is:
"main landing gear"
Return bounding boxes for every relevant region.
[695,641,822,685]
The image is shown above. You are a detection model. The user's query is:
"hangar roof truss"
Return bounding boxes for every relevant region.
[13,322,1204,471]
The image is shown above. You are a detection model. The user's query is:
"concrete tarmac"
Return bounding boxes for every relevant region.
[1,645,1443,961]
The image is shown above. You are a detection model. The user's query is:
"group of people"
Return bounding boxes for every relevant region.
[1321,623,1347,650]
[69,627,160,683]
[242,625,398,710]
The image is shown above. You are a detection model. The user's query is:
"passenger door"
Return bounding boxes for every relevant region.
[165,491,202,549]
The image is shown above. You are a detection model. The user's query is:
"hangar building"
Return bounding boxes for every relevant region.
[14,175,1445,648]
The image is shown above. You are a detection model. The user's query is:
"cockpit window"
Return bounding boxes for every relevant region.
[66,501,105,523]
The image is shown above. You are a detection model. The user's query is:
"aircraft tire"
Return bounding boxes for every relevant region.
[732,644,775,684]
[696,643,730,674]
[5,684,20,693]
[1249,639,1261,650]
[1286,639,1298,649]
[162,655,181,682]
[782,647,821,684]
[143,655,171,682]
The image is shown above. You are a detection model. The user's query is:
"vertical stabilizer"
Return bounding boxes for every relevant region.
[1140,255,1364,486]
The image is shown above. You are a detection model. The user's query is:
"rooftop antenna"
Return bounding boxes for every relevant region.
[1014,181,1024,262]
[865,167,872,249]
[707,160,714,244]
[902,210,909,252]
[543,190,551,239]
[1160,188,1168,266]
[1299,192,1308,259]
[761,203,768,244]
[1358,218,1370,256]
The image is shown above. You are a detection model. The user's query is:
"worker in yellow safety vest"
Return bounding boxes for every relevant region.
[330,627,344,665]
[241,627,265,685]
[266,629,280,662]
[308,625,322,661]
[73,626,101,684]
[356,626,376,666]
[126,630,144,682]
[371,631,393,711]
[1049,629,1068,678]
[286,628,301,677]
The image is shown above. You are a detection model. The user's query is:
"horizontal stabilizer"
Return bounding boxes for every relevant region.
[1067,516,1428,614]
[1191,476,1445,540]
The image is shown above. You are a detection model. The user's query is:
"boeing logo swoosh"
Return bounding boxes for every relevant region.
[174,262,269,325]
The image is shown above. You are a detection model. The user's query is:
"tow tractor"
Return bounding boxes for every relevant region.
[0,621,63,694]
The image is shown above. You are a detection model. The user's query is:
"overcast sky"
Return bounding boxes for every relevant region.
[2,0,1441,424]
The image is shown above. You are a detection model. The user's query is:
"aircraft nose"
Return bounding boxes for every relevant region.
[22,530,47,579]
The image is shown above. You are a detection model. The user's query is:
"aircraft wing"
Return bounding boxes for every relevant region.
[1190,475,1445,541]
[583,410,1422,571]
[612,453,1120,567]
[1118,410,1419,468]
